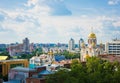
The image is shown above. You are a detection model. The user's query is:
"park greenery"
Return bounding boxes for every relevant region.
[17,47,43,59]
[46,57,120,83]
[0,50,11,59]
[54,50,80,59]
[17,49,80,60]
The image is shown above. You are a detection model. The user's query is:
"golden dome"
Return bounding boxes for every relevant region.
[88,33,96,38]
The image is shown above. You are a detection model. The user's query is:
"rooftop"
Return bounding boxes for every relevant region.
[0,56,8,60]
[0,59,27,63]
[11,67,36,72]
[3,80,21,83]
[39,70,54,75]
[99,55,120,63]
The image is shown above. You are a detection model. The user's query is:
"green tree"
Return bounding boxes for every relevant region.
[46,69,71,83]
[55,50,80,59]
[46,56,120,83]
[0,50,11,59]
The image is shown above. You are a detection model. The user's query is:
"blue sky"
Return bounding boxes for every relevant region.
[0,0,120,44]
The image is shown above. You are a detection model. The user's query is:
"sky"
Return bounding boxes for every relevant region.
[0,0,120,44]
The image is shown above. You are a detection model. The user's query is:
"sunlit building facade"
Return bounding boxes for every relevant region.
[105,39,120,56]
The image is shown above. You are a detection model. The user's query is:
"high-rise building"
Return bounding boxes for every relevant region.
[8,38,33,56]
[105,39,120,56]
[23,38,30,52]
[68,38,75,51]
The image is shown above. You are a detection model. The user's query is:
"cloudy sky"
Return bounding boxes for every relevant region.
[0,0,120,44]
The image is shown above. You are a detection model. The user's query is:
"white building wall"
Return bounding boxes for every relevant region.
[105,40,120,56]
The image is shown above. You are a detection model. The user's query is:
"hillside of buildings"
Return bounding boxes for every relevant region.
[1,35,120,83]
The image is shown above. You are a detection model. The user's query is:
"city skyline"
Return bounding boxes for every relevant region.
[0,0,120,44]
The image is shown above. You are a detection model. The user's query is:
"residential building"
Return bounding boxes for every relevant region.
[8,44,23,56]
[23,37,30,52]
[8,38,34,56]
[105,39,120,56]
[7,66,46,83]
[68,38,75,51]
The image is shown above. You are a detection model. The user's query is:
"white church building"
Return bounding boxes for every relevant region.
[80,31,104,61]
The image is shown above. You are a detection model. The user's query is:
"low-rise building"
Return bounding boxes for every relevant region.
[7,66,47,83]
[0,59,28,76]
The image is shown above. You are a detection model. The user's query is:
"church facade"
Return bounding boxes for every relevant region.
[80,32,104,61]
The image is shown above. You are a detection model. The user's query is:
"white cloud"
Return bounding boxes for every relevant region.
[35,15,120,43]
[112,17,120,27]
[0,0,120,43]
[113,21,120,27]
[24,0,39,7]
[1,7,120,43]
[108,0,120,5]
[24,0,51,16]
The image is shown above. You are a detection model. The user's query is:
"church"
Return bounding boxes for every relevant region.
[80,31,104,61]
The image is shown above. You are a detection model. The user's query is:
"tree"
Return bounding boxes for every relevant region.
[46,56,120,83]
[46,69,72,83]
[0,50,11,59]
[55,50,80,59]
